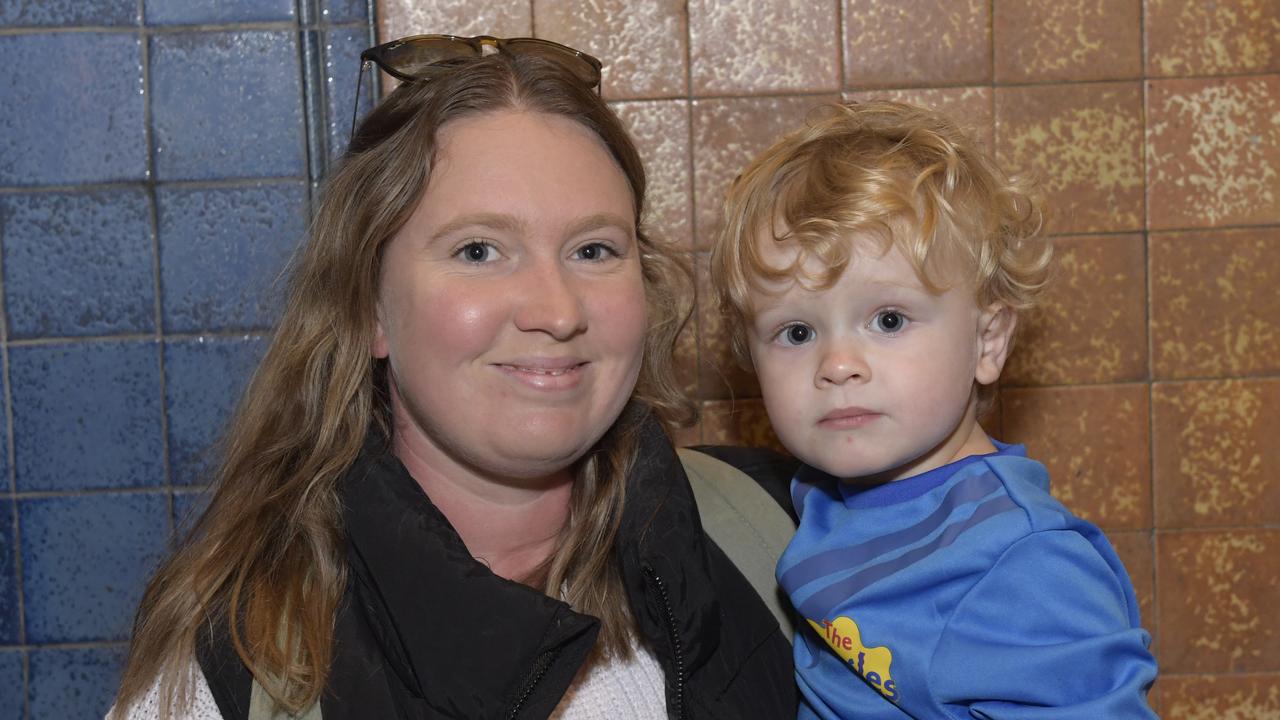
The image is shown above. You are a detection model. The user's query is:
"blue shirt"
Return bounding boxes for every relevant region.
[778,444,1158,719]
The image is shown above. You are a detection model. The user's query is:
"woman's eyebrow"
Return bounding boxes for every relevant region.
[429,212,527,243]
[564,212,634,238]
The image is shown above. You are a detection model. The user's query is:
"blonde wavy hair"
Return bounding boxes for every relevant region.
[112,53,693,719]
[713,100,1053,381]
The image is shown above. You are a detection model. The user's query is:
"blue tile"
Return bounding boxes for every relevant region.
[0,501,17,645]
[1,189,156,339]
[29,646,125,720]
[164,335,265,485]
[0,33,146,186]
[325,27,374,160]
[144,0,294,25]
[11,341,164,492]
[323,0,368,22]
[0,650,23,720]
[150,31,305,180]
[0,0,137,26]
[20,493,168,643]
[157,183,305,331]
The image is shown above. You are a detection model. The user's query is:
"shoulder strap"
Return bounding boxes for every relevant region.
[678,447,797,644]
[248,680,323,720]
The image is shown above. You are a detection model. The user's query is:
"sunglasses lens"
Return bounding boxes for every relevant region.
[504,39,601,87]
[380,37,477,77]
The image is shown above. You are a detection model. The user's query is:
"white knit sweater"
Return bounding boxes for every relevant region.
[115,643,668,719]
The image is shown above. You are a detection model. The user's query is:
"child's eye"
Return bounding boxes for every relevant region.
[871,310,908,334]
[454,240,498,263]
[777,323,815,347]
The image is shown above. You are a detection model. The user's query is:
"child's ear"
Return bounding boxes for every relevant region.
[975,304,1017,385]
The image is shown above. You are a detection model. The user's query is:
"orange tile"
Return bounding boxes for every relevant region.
[1156,529,1280,673]
[1147,0,1280,77]
[1147,75,1280,230]
[688,0,839,95]
[993,0,1141,82]
[1109,530,1156,635]
[1156,674,1280,720]
[1001,385,1151,530]
[844,0,991,89]
[535,0,687,100]
[691,94,839,249]
[1149,228,1280,379]
[844,86,994,151]
[696,252,759,401]
[671,419,703,449]
[1152,379,1280,528]
[611,100,693,248]
[377,0,531,40]
[700,398,787,453]
[995,82,1144,234]
[1003,234,1148,387]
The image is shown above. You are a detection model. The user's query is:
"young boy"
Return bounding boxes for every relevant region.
[711,101,1157,719]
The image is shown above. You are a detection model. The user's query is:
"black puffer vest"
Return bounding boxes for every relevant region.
[198,416,797,719]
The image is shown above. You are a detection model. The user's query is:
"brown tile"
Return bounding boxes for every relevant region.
[993,0,1141,82]
[688,0,839,95]
[978,388,1002,442]
[1147,76,1280,230]
[844,86,994,151]
[1149,228,1280,379]
[1156,674,1280,720]
[1001,385,1151,530]
[691,94,839,249]
[535,0,687,100]
[1152,379,1280,528]
[1003,234,1148,387]
[696,252,759,401]
[611,100,693,248]
[1147,0,1280,77]
[1109,531,1156,634]
[1156,529,1280,673]
[378,0,531,40]
[700,399,787,453]
[995,82,1144,234]
[844,0,991,89]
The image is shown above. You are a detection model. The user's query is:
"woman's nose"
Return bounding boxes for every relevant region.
[815,342,870,388]
[512,260,588,340]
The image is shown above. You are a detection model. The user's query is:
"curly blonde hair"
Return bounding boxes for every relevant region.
[712,100,1053,371]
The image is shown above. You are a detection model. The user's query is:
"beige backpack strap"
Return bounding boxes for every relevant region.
[248,680,323,720]
[678,448,798,644]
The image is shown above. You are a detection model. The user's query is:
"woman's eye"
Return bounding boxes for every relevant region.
[778,323,814,346]
[455,241,495,263]
[574,242,617,261]
[872,310,907,334]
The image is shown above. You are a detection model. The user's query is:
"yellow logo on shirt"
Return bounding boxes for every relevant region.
[808,616,899,702]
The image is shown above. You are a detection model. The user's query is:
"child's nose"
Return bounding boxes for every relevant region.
[815,344,869,388]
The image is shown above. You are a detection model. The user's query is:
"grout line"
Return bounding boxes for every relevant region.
[11,487,174,501]
[0,640,130,652]
[6,331,270,347]
[835,0,844,91]
[1138,0,1159,649]
[0,176,309,195]
[139,5,176,542]
[529,0,537,37]
[682,0,703,443]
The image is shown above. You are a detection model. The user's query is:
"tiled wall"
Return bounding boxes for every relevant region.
[379,1,1280,717]
[2,1,1273,718]
[0,1,373,717]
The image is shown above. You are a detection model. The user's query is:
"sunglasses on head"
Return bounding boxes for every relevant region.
[351,34,603,142]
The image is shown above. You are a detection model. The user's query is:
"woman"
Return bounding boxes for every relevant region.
[110,36,795,720]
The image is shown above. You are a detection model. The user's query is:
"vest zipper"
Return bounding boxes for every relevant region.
[506,648,557,720]
[643,564,687,720]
